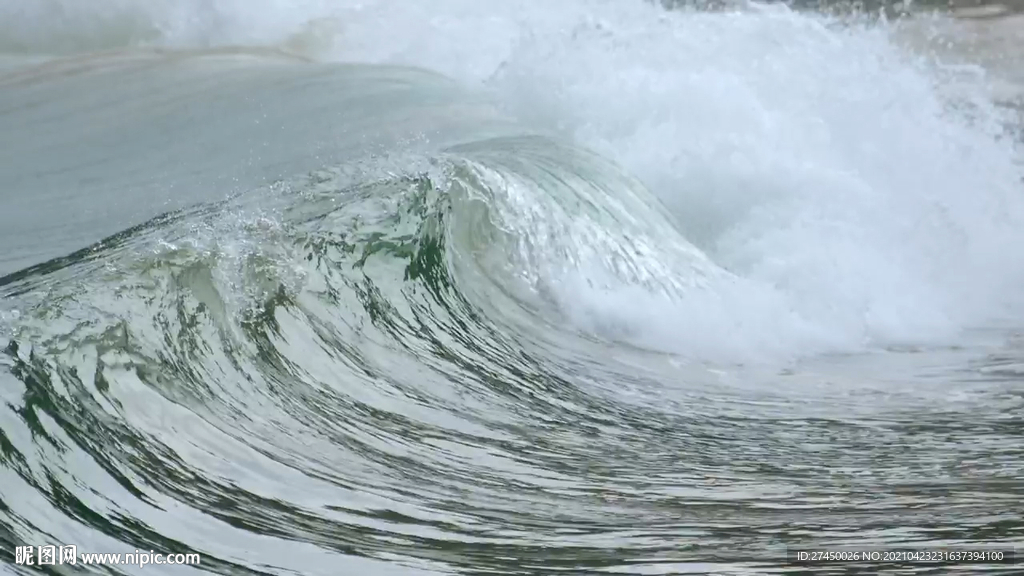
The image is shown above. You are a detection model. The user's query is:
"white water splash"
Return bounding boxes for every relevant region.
[3,0,1024,361]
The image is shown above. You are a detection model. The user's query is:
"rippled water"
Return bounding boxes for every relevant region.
[1,1,1023,575]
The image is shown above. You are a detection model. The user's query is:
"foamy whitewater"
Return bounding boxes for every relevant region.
[1,1,1022,574]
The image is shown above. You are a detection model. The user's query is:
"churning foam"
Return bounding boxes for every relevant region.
[4,0,1024,361]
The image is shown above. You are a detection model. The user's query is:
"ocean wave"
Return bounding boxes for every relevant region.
[3,2,1024,574]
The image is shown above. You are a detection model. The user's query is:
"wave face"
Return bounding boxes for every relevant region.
[2,1,1024,574]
